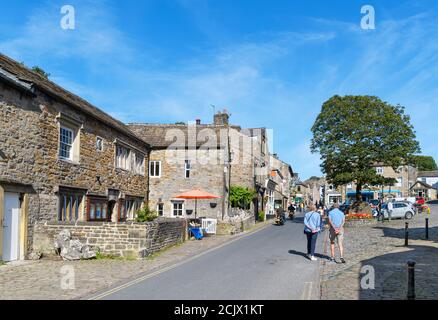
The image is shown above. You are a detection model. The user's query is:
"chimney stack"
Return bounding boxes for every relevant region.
[213,109,230,126]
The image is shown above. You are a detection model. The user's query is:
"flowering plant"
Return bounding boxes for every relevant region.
[346,213,373,220]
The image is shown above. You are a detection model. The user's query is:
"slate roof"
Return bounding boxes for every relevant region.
[411,180,437,190]
[417,170,438,178]
[0,53,149,148]
[128,123,240,148]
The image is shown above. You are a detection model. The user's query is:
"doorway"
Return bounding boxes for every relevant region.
[2,192,21,262]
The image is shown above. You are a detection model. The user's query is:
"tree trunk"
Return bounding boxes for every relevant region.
[356,183,362,203]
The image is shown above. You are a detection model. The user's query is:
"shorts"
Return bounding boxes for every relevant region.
[329,227,344,244]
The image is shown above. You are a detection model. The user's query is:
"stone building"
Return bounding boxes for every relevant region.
[343,165,417,201]
[268,154,293,213]
[129,112,287,221]
[410,181,437,200]
[128,121,228,220]
[0,54,150,261]
[416,170,438,189]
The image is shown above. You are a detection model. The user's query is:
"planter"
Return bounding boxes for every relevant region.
[344,218,378,228]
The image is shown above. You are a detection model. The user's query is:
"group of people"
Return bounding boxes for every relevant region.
[303,202,346,263]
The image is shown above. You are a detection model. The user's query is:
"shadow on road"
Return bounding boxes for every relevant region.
[288,249,331,261]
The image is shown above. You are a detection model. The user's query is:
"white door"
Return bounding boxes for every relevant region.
[2,193,21,261]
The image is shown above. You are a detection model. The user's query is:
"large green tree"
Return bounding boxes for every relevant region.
[311,95,420,201]
[412,155,438,171]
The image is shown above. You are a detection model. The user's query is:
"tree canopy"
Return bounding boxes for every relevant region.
[311,95,420,200]
[412,155,438,171]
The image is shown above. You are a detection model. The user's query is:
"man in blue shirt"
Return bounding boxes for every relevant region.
[304,204,321,261]
[328,202,346,263]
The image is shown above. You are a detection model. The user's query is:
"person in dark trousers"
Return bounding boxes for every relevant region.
[304,204,321,261]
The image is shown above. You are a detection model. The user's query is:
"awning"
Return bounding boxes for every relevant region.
[346,190,375,196]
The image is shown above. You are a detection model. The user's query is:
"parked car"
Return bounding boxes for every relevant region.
[427,200,438,205]
[380,202,416,220]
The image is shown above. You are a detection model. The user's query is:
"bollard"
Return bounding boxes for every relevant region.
[426,218,429,240]
[407,260,416,300]
[405,222,409,247]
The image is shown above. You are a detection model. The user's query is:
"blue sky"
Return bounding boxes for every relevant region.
[1,0,438,180]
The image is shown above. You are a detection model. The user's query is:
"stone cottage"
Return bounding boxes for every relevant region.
[0,54,150,261]
[129,111,278,221]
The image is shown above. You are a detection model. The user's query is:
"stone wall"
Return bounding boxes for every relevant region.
[33,218,187,258]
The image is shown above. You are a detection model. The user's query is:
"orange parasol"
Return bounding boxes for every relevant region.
[174,188,221,220]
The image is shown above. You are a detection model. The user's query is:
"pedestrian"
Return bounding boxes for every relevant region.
[377,199,384,221]
[387,199,394,220]
[328,203,346,263]
[304,204,321,261]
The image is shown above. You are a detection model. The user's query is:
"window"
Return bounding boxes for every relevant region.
[96,137,104,151]
[396,177,403,187]
[133,153,145,175]
[59,192,83,222]
[150,161,161,178]
[119,198,143,221]
[185,160,191,179]
[87,197,108,221]
[172,201,184,216]
[59,126,75,160]
[376,167,384,174]
[157,203,164,216]
[116,145,130,170]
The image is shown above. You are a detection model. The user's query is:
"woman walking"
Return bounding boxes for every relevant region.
[304,204,321,261]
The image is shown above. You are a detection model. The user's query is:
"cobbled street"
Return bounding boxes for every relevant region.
[320,205,438,300]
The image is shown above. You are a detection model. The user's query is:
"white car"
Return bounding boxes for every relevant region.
[381,202,416,220]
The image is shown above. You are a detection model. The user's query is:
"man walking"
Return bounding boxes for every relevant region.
[387,199,394,221]
[328,203,346,264]
[304,204,321,261]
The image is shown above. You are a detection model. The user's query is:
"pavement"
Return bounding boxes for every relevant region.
[320,205,438,300]
[0,215,323,300]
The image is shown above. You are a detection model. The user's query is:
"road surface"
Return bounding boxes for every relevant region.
[89,212,325,300]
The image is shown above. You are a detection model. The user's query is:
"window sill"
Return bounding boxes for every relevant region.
[58,158,80,166]
[115,167,145,177]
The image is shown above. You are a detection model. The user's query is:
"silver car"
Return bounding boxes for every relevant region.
[381,202,416,220]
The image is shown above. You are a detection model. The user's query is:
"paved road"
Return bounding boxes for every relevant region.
[90,213,325,300]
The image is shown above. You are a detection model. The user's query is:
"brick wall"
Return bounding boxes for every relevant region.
[33,218,187,258]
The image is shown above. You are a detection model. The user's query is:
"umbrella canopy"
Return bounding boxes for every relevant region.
[174,189,221,220]
[174,189,221,200]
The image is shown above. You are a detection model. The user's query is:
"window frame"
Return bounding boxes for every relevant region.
[157,203,164,216]
[59,125,76,161]
[149,161,161,178]
[116,145,131,171]
[133,152,145,176]
[184,160,191,179]
[87,197,109,222]
[96,136,104,152]
[58,192,84,222]
[172,201,184,216]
